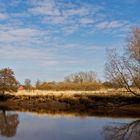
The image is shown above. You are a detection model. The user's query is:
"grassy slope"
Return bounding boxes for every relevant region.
[0,89,139,117]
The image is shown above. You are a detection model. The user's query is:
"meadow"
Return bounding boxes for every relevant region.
[14,88,136,97]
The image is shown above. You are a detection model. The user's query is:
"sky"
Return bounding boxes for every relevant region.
[0,0,140,84]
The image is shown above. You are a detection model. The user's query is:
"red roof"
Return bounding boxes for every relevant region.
[18,86,24,90]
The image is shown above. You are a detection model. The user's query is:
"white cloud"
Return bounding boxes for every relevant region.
[29,6,60,16]
[61,25,79,35]
[9,0,22,7]
[0,25,50,46]
[63,44,81,49]
[28,0,93,17]
[79,18,95,24]
[96,21,127,29]
[0,13,8,20]
[29,0,61,16]
[0,45,58,66]
[28,0,102,28]
[65,7,89,17]
[43,16,67,24]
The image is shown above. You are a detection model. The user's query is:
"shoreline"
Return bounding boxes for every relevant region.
[0,93,140,118]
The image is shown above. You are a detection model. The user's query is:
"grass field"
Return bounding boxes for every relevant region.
[13,88,135,98]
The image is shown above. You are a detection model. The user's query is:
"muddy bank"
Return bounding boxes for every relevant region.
[0,94,140,118]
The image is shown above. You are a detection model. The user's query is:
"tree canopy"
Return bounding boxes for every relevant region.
[0,68,19,95]
[64,71,97,84]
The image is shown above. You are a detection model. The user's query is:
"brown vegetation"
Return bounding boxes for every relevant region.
[35,81,102,91]
[0,90,140,118]
[34,71,102,91]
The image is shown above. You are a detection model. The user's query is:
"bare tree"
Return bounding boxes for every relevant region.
[35,80,41,90]
[105,28,140,96]
[125,28,140,89]
[64,71,97,84]
[24,79,32,90]
[127,27,140,63]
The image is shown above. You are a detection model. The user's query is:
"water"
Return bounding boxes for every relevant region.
[0,110,139,140]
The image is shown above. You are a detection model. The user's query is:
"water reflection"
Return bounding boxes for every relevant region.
[103,119,140,140]
[0,110,139,140]
[0,110,19,137]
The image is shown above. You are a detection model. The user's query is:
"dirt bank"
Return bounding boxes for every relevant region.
[0,94,140,118]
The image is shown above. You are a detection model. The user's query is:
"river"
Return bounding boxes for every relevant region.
[0,110,139,140]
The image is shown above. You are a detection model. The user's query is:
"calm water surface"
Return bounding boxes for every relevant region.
[0,110,139,140]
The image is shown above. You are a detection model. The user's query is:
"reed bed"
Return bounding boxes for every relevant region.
[11,88,136,98]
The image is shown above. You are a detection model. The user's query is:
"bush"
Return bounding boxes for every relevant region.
[35,81,102,91]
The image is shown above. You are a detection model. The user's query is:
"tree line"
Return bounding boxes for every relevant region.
[23,71,102,91]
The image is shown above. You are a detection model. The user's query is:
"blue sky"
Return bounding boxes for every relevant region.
[0,0,140,83]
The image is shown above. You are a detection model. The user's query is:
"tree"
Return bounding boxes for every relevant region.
[127,27,140,63]
[105,28,140,96]
[24,79,32,90]
[64,71,97,84]
[0,68,19,95]
[35,80,41,90]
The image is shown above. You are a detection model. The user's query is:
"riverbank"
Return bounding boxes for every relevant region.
[0,90,140,118]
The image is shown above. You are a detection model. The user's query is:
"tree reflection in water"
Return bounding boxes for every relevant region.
[103,119,140,140]
[0,110,19,137]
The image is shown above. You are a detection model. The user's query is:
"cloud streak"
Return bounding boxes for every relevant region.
[0,45,58,66]
[96,21,128,29]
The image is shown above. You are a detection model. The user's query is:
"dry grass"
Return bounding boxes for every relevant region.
[10,88,137,98]
[2,88,140,116]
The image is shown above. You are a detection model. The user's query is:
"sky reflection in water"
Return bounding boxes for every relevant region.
[0,111,139,140]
